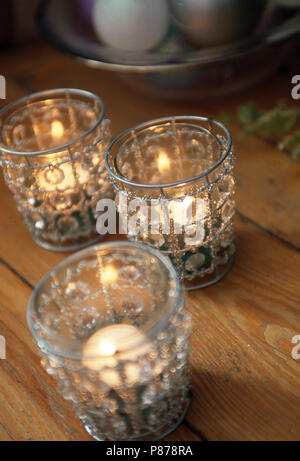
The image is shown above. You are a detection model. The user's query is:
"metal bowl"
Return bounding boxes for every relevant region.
[38,0,300,99]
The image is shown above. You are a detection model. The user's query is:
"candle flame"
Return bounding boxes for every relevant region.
[98,340,116,356]
[51,120,64,139]
[157,150,171,173]
[102,264,118,285]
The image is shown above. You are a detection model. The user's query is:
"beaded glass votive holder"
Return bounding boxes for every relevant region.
[105,116,235,290]
[0,88,113,251]
[27,241,191,441]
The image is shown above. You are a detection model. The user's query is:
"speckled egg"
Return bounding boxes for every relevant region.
[92,0,170,51]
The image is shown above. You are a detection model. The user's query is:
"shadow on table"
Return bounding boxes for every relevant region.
[185,369,299,441]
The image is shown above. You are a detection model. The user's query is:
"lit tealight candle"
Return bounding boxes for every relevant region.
[157,150,171,174]
[155,152,199,228]
[37,120,89,192]
[82,324,152,388]
[51,120,64,139]
[101,264,118,285]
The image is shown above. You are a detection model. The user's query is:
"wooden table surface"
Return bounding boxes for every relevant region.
[0,40,299,442]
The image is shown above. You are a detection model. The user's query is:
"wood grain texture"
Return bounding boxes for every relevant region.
[0,40,299,441]
[186,218,300,441]
[226,124,300,249]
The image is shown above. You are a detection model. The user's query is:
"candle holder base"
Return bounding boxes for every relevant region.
[184,255,234,291]
[33,234,103,252]
[151,391,192,442]
[84,391,192,442]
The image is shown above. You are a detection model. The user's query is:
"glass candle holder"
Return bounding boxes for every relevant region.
[105,116,235,290]
[0,88,113,251]
[27,241,191,441]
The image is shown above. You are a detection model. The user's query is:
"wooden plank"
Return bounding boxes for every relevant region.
[0,261,91,440]
[185,217,300,441]
[209,73,300,249]
[229,124,300,249]
[0,173,65,287]
[162,425,200,442]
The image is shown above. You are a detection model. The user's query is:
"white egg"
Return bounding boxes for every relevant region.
[92,0,170,52]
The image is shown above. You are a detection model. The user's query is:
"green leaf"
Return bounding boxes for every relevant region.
[236,102,262,126]
[253,106,298,138]
[278,131,300,150]
[292,146,300,161]
[224,101,300,163]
